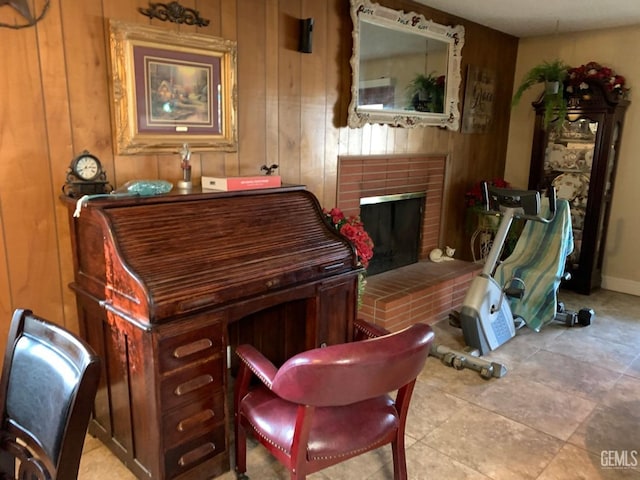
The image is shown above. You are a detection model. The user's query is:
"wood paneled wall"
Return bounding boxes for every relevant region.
[0,0,518,347]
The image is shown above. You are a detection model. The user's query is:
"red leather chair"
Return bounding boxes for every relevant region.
[233,319,434,480]
[0,309,101,479]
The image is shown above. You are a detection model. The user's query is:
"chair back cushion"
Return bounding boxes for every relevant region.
[0,309,101,478]
[6,334,80,463]
[271,323,433,406]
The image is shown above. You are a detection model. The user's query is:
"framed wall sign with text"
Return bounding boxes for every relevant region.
[461,65,495,134]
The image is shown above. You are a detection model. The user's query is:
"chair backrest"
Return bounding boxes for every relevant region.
[271,323,434,406]
[0,309,101,479]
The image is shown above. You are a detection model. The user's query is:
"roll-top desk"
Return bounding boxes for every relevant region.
[62,186,360,479]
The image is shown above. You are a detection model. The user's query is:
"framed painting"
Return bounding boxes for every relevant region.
[108,20,237,154]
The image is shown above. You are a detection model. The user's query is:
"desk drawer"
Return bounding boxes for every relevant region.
[164,427,226,479]
[163,389,225,448]
[161,357,224,411]
[158,320,225,374]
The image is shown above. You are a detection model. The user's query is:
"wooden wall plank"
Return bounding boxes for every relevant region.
[196,0,222,37]
[0,215,10,348]
[265,0,280,174]
[277,0,302,183]
[220,0,239,176]
[299,0,328,197]
[0,20,61,341]
[321,0,349,208]
[0,0,14,339]
[237,0,267,174]
[0,9,23,341]
[62,0,118,176]
[40,0,81,332]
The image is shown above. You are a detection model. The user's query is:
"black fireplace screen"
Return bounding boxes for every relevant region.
[360,192,425,276]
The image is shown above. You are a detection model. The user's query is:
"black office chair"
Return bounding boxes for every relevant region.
[0,309,101,479]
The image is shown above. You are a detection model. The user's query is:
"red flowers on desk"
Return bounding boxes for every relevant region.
[324,208,374,268]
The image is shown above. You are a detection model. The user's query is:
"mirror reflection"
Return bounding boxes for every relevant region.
[359,19,448,113]
[348,0,464,130]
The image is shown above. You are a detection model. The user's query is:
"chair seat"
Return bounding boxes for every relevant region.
[240,386,399,460]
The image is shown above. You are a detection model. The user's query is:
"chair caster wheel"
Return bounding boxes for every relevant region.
[578,308,594,326]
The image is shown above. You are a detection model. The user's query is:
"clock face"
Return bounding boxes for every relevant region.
[74,155,100,181]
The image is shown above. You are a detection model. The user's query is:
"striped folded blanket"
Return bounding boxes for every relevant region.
[494,199,573,332]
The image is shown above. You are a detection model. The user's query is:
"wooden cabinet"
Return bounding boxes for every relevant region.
[63,187,360,479]
[528,79,629,294]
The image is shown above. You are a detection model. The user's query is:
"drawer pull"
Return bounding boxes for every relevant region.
[178,442,216,467]
[174,375,214,396]
[177,409,216,432]
[265,278,280,288]
[323,262,344,271]
[173,338,213,359]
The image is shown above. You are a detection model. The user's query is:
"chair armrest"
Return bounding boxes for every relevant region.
[235,344,278,389]
[353,318,390,341]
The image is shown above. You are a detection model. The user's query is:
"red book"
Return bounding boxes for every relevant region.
[201,175,281,191]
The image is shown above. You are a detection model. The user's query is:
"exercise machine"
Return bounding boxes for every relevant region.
[460,184,555,355]
[431,182,593,379]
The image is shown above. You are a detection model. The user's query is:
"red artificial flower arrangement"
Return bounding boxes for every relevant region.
[566,61,629,97]
[465,178,510,208]
[323,207,374,268]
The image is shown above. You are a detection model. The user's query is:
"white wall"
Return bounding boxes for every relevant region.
[505,24,640,296]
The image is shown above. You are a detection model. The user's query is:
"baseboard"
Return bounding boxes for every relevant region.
[601,276,640,297]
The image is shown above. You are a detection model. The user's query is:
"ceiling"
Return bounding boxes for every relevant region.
[413,0,640,38]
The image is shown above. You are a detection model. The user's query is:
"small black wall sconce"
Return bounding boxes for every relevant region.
[299,18,314,54]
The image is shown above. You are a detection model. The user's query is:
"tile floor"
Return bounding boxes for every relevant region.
[78,289,640,479]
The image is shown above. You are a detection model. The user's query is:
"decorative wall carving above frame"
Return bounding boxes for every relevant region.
[138,1,210,27]
[348,0,464,130]
[108,20,237,154]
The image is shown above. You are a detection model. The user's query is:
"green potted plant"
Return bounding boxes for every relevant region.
[511,59,570,129]
[406,72,445,112]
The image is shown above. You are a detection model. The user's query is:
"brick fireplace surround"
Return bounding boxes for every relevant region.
[337,155,481,332]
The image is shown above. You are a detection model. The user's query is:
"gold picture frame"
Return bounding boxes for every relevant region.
[108,19,237,154]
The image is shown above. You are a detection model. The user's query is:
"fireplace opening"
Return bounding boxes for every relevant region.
[360,192,426,276]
